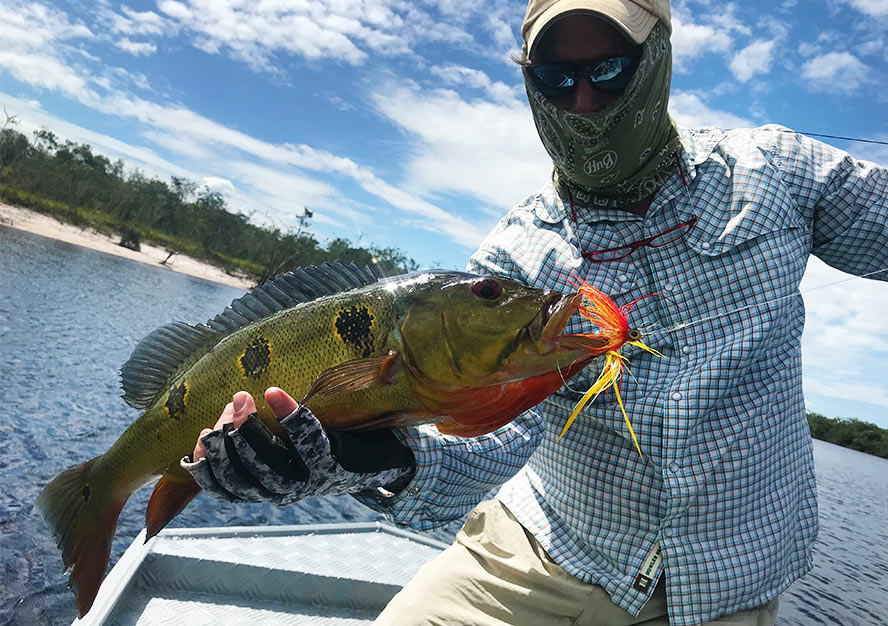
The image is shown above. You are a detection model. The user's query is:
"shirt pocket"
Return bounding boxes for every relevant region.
[681,193,812,320]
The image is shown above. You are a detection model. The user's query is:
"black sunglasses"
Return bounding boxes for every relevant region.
[529,56,639,98]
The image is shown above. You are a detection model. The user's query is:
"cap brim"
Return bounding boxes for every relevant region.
[527,0,658,55]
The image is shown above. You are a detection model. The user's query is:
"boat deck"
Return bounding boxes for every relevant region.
[73,523,449,625]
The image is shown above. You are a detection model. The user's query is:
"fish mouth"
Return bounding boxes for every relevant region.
[524,291,583,345]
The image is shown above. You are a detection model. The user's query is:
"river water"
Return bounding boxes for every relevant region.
[1,226,886,625]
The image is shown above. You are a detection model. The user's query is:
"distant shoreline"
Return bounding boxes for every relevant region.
[0,203,253,290]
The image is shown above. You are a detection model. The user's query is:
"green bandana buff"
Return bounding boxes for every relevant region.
[524,22,681,210]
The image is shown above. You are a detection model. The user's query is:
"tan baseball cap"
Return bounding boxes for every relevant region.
[522,0,672,54]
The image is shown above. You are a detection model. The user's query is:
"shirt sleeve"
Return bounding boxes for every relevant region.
[775,129,888,278]
[354,411,544,530]
[352,231,547,530]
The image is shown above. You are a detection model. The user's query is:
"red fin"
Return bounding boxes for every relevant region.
[34,457,126,618]
[146,469,201,540]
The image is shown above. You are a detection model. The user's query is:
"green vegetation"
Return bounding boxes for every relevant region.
[0,122,418,283]
[807,412,888,459]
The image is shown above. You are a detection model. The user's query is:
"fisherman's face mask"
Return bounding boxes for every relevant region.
[525,22,680,209]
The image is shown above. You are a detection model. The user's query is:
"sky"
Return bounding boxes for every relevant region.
[1,0,887,426]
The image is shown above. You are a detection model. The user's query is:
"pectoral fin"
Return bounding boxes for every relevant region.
[303,350,401,403]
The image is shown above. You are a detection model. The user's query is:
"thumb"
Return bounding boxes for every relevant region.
[231,391,257,427]
[265,387,300,420]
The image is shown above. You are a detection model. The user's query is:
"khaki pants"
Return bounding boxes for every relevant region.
[375,500,779,626]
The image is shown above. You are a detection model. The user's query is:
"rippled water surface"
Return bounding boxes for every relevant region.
[1,226,886,625]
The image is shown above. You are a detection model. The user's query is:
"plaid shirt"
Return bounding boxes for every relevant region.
[380,125,888,625]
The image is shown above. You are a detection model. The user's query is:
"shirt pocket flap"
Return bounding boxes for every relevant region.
[685,194,805,256]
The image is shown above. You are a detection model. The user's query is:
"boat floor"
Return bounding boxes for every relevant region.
[73,522,450,625]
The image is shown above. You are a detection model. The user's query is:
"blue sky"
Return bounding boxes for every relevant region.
[1,0,887,426]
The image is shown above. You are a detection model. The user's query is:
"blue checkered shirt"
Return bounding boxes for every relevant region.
[379,126,888,625]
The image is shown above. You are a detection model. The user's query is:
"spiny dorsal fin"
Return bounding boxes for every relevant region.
[120,262,384,409]
[206,262,382,332]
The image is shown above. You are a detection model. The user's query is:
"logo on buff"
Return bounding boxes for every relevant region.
[584,150,618,176]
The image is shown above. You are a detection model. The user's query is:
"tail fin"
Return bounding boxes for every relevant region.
[34,458,125,618]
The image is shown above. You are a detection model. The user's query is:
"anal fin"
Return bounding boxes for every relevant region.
[146,467,201,540]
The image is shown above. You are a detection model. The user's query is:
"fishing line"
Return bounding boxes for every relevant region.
[730,127,888,147]
[645,266,888,340]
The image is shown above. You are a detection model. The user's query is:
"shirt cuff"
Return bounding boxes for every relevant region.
[354,424,446,529]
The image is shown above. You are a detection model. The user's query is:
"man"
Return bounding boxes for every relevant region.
[183,1,888,624]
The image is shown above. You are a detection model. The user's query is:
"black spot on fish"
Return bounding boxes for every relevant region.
[241,336,271,379]
[166,381,187,420]
[81,485,90,502]
[335,306,375,358]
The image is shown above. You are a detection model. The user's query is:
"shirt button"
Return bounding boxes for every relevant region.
[662,526,673,538]
[409,487,421,496]
[671,391,683,401]
[668,462,680,473]
[681,346,691,354]
[663,282,674,291]
[619,274,630,282]
[701,242,711,250]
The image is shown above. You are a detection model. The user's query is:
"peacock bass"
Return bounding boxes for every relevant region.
[35,262,654,617]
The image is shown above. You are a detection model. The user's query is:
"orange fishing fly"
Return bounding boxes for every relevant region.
[560,282,663,456]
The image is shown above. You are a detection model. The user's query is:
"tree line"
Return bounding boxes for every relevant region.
[0,122,417,283]
[807,412,888,459]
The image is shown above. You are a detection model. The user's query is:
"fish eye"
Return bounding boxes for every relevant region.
[471,279,502,300]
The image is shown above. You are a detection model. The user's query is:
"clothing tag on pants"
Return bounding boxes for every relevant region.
[633,542,662,592]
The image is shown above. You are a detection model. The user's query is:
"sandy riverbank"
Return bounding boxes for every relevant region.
[0,203,253,289]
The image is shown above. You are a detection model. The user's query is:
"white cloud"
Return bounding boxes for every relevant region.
[115,38,157,56]
[106,5,171,37]
[201,176,236,195]
[0,0,101,99]
[729,39,777,82]
[428,64,520,103]
[153,0,414,71]
[671,14,733,72]
[801,257,888,414]
[838,0,888,18]
[371,84,550,211]
[857,37,886,58]
[0,51,90,94]
[798,42,820,58]
[801,52,870,93]
[668,92,754,129]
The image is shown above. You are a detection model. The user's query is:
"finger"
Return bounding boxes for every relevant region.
[193,428,213,461]
[265,387,300,420]
[231,391,258,428]
[212,402,235,431]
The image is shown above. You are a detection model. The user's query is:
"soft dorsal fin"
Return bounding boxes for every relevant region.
[120,262,383,409]
[120,321,220,409]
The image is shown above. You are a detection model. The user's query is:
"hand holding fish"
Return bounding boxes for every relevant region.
[182,387,416,504]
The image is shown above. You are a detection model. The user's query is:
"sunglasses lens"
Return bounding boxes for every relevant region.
[588,56,638,92]
[530,65,575,97]
[530,57,639,98]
